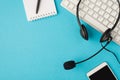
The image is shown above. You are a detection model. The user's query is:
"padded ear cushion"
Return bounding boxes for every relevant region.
[100,29,112,42]
[80,25,88,40]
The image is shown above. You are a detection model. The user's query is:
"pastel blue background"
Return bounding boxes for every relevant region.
[0,0,120,80]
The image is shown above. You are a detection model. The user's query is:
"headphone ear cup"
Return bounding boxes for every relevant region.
[100,29,112,42]
[80,25,88,40]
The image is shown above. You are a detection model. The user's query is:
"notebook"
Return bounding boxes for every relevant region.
[23,0,57,21]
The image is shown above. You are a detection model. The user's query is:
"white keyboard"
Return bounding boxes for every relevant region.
[61,0,120,45]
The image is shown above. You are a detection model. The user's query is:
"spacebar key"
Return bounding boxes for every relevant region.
[84,15,107,33]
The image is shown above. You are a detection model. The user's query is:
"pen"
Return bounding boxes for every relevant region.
[36,0,41,14]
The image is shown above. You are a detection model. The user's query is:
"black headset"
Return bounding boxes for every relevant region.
[63,0,120,70]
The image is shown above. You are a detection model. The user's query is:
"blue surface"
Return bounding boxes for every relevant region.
[0,0,120,80]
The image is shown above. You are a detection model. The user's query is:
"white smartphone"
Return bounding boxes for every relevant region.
[87,62,117,80]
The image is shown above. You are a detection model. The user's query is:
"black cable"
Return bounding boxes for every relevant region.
[76,40,111,64]
[76,0,82,28]
[101,42,120,64]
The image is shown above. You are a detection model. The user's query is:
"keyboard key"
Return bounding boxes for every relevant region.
[103,20,109,26]
[99,10,105,15]
[115,35,120,42]
[62,0,69,6]
[118,30,120,35]
[88,9,94,15]
[102,0,107,3]
[69,0,78,5]
[108,16,115,22]
[79,4,84,9]
[83,6,89,12]
[104,13,110,19]
[114,27,119,32]
[111,31,117,38]
[84,0,90,5]
[106,7,112,13]
[94,6,100,12]
[101,4,107,10]
[79,11,85,18]
[108,23,113,28]
[112,4,118,10]
[98,16,104,22]
[96,1,102,6]
[73,7,76,13]
[93,13,99,19]
[68,3,74,9]
[111,11,117,17]
[116,8,119,13]
[118,23,120,28]
[107,1,113,6]
[89,3,95,9]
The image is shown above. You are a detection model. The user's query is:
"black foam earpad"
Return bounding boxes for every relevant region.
[80,25,88,40]
[63,61,76,70]
[100,29,112,42]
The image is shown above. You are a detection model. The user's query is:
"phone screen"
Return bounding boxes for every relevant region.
[89,65,117,80]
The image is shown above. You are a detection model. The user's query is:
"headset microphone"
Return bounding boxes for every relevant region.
[64,61,76,70]
[64,60,85,70]
[63,39,112,70]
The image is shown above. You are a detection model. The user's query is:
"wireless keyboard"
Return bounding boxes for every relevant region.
[61,0,120,45]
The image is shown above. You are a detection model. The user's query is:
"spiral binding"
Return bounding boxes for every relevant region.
[29,11,57,21]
